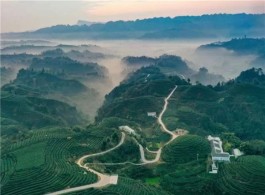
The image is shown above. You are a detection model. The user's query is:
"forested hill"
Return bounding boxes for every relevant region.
[198,38,265,55]
[96,66,188,125]
[197,38,265,69]
[3,14,265,39]
[12,69,89,96]
[97,66,265,140]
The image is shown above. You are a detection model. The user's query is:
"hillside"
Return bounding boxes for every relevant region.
[216,155,265,194]
[197,38,265,70]
[95,66,265,194]
[41,48,108,62]
[122,55,225,85]
[1,88,85,135]
[98,66,265,141]
[12,69,89,95]
[162,135,211,164]
[1,67,16,86]
[198,38,265,56]
[235,67,265,86]
[1,62,265,194]
[29,57,107,79]
[0,44,102,54]
[97,66,188,125]
[1,53,35,67]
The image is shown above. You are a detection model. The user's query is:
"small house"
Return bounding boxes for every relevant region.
[119,126,136,135]
[147,112,157,117]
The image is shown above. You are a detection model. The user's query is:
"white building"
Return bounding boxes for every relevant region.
[208,135,230,161]
[209,161,218,174]
[119,126,136,135]
[147,112,157,117]
[232,148,243,158]
[208,135,230,174]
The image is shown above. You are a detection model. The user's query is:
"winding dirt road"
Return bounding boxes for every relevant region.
[158,85,178,144]
[47,85,180,194]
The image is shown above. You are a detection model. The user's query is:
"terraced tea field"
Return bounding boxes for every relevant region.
[162,135,210,163]
[216,155,265,195]
[0,128,104,195]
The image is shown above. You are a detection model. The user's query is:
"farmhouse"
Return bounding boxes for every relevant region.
[119,126,136,135]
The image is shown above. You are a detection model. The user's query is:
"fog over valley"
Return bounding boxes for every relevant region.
[1,6,265,194]
[1,38,263,120]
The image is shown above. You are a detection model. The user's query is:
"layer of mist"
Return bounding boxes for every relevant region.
[1,38,260,121]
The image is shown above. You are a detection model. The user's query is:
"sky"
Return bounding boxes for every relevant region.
[1,0,265,33]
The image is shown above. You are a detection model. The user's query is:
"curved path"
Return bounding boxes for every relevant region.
[47,85,180,194]
[158,85,178,144]
[138,144,161,163]
[76,132,125,167]
[46,133,125,195]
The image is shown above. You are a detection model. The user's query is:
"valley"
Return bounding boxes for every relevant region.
[1,21,265,195]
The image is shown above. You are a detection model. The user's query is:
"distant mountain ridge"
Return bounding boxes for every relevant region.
[3,14,265,39]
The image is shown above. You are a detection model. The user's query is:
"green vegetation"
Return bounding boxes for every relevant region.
[12,141,46,170]
[220,132,242,152]
[159,160,215,195]
[1,127,107,195]
[199,38,265,55]
[162,71,265,139]
[30,57,106,79]
[74,177,169,195]
[97,66,188,144]
[13,68,89,96]
[145,177,160,186]
[216,156,265,194]
[1,88,85,132]
[162,135,210,164]
[1,52,265,195]
[240,140,265,155]
[86,136,139,164]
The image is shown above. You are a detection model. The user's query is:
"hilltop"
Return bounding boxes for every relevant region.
[198,38,265,55]
[29,57,107,79]
[12,69,89,96]
[122,55,225,85]
[197,38,265,69]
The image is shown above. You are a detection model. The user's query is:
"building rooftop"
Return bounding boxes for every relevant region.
[208,135,230,158]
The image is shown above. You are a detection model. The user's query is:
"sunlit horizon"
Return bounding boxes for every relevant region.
[1,0,265,33]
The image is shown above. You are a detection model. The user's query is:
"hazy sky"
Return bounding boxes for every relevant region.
[1,0,265,33]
